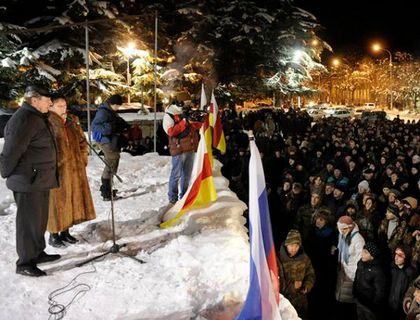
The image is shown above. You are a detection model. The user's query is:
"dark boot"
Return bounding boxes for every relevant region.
[49,233,65,248]
[16,263,46,277]
[60,229,78,244]
[100,178,112,201]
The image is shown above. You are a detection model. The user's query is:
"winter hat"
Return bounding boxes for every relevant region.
[386,204,399,216]
[402,197,418,210]
[337,215,354,229]
[363,168,374,175]
[284,229,302,246]
[314,208,332,222]
[389,189,402,198]
[358,180,370,192]
[364,242,380,259]
[334,183,347,193]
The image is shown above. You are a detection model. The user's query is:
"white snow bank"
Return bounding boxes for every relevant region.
[0,138,299,319]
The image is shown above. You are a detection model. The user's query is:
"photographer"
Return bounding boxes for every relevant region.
[163,102,202,205]
[91,94,130,200]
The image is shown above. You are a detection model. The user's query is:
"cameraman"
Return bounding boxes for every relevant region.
[91,94,129,200]
[163,102,202,205]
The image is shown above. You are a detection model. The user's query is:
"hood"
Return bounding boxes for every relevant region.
[165,104,183,115]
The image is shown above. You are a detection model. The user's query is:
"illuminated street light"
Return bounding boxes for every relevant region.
[311,39,319,46]
[371,42,393,109]
[332,58,340,67]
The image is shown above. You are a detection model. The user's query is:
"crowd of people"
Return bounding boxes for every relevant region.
[220,107,419,320]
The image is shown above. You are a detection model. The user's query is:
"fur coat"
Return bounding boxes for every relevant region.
[47,112,96,233]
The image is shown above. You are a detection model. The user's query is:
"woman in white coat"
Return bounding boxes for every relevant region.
[335,215,365,304]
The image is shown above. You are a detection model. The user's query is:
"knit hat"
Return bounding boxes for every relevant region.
[284,229,302,246]
[337,215,354,229]
[358,180,370,192]
[386,204,399,216]
[402,197,418,210]
[364,242,380,258]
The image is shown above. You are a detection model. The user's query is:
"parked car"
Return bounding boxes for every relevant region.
[361,111,387,122]
[328,109,353,118]
[353,108,367,119]
[363,102,376,109]
[307,109,325,120]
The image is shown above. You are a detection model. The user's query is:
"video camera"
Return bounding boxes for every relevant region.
[183,109,208,122]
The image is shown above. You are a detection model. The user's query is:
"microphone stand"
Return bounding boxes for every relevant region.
[76,138,145,267]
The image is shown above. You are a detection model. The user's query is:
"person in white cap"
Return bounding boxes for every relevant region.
[335,215,365,305]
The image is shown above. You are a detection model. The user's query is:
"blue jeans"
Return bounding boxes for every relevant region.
[168,152,195,203]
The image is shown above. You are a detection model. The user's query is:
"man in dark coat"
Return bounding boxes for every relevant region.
[353,242,387,320]
[91,94,129,200]
[388,245,416,320]
[0,85,60,277]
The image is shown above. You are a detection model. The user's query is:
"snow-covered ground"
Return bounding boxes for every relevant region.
[0,139,299,320]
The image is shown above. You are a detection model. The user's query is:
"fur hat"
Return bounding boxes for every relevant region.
[358,180,370,192]
[284,229,302,246]
[314,208,332,222]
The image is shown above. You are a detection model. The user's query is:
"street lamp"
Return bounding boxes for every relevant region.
[119,42,137,104]
[332,58,340,67]
[329,58,341,104]
[372,42,393,109]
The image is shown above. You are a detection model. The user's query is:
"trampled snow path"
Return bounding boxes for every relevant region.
[0,139,299,320]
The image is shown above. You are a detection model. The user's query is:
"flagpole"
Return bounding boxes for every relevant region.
[153,11,158,153]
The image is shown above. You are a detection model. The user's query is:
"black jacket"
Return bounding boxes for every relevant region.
[353,259,387,312]
[388,263,416,315]
[0,103,58,192]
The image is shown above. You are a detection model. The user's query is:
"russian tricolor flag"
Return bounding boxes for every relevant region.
[236,133,281,320]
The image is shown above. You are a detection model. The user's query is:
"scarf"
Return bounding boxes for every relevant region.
[338,229,358,264]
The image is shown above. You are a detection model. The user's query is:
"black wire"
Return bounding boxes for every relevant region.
[47,264,97,320]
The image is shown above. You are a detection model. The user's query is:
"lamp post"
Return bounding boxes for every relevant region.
[330,58,341,104]
[119,42,137,104]
[372,43,393,109]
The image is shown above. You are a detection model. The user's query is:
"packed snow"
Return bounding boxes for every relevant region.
[0,138,299,320]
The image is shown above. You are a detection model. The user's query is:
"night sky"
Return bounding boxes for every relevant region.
[297,0,420,58]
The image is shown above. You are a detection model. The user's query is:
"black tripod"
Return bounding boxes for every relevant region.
[76,141,145,267]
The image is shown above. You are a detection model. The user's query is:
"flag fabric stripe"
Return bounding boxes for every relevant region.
[235,136,281,320]
[181,153,213,211]
[160,127,217,229]
[200,83,207,110]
